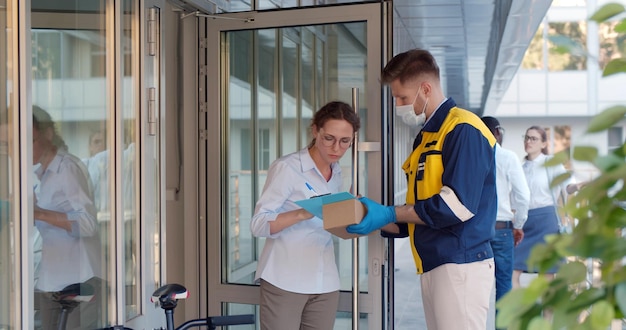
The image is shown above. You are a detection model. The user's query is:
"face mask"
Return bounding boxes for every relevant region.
[395,87,429,128]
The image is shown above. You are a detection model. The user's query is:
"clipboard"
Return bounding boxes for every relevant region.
[295,192,355,219]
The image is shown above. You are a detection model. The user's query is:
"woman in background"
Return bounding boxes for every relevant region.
[513,125,582,288]
[250,101,360,330]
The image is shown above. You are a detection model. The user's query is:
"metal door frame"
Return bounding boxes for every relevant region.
[199,3,392,329]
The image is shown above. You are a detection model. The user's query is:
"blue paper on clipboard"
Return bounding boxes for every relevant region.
[295,192,355,219]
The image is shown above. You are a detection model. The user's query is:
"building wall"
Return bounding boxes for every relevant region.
[494,0,626,181]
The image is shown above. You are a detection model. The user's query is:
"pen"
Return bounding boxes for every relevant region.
[305,182,318,196]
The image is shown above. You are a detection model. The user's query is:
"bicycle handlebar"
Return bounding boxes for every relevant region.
[177,314,255,330]
[149,284,255,330]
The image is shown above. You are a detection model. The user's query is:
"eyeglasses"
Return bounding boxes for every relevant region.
[319,129,353,149]
[523,135,540,142]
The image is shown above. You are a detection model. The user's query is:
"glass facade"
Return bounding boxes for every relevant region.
[1,2,16,328]
[0,1,149,327]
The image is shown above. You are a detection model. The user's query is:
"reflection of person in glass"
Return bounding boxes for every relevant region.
[88,130,106,157]
[250,101,360,330]
[32,106,103,330]
[0,114,12,328]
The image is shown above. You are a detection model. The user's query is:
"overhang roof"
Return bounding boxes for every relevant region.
[393,0,552,115]
[33,0,552,116]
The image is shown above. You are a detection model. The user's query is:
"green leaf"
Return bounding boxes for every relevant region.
[587,105,626,133]
[616,283,626,315]
[572,146,598,162]
[497,289,534,327]
[603,58,626,77]
[544,151,569,166]
[551,45,571,55]
[567,288,607,312]
[556,261,587,284]
[594,153,626,172]
[549,172,572,188]
[616,19,626,33]
[527,317,552,330]
[590,3,626,23]
[589,301,614,329]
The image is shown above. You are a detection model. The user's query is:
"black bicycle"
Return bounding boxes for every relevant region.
[48,282,95,330]
[152,283,254,330]
[103,283,255,330]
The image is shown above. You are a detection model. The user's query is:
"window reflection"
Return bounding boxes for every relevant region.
[1,2,15,328]
[31,5,111,328]
[32,106,104,330]
[0,112,13,329]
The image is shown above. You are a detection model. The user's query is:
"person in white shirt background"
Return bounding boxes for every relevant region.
[32,106,103,330]
[250,101,360,330]
[513,125,582,288]
[481,116,530,325]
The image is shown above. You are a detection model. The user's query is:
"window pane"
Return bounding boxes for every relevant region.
[121,0,140,319]
[281,33,299,155]
[598,20,626,71]
[608,127,623,151]
[227,30,255,284]
[522,24,545,70]
[548,21,587,71]
[0,2,16,326]
[31,5,109,329]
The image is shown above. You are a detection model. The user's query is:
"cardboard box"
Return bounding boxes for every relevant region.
[294,192,365,239]
[322,199,365,239]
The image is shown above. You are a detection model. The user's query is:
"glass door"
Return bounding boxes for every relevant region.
[28,0,160,328]
[202,3,388,329]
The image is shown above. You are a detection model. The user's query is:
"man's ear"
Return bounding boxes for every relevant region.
[421,82,431,97]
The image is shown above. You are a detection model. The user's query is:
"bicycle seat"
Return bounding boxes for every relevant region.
[52,283,95,310]
[151,283,189,310]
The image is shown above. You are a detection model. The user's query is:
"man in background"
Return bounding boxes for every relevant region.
[481,116,530,304]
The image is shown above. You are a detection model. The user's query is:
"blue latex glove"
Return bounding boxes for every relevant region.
[346,197,396,235]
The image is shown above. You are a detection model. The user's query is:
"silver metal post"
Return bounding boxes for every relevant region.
[351,88,360,330]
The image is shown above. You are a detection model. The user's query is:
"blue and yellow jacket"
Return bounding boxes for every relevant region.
[387,98,497,274]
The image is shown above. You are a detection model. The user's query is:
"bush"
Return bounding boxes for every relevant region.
[497,3,626,330]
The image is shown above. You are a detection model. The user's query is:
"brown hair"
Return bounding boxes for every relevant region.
[526,125,548,155]
[308,101,361,148]
[33,105,68,151]
[381,49,440,85]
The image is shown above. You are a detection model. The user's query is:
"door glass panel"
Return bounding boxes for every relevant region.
[224,21,369,295]
[227,30,255,284]
[31,4,108,329]
[281,32,299,155]
[0,1,16,328]
[121,0,140,319]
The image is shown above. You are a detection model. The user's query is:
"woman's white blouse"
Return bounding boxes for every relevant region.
[251,148,343,294]
[522,153,574,210]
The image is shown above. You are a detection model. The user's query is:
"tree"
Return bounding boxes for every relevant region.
[497,3,626,330]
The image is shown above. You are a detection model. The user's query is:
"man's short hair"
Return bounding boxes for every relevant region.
[381,49,440,85]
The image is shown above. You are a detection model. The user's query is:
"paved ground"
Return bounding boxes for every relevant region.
[393,237,427,329]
